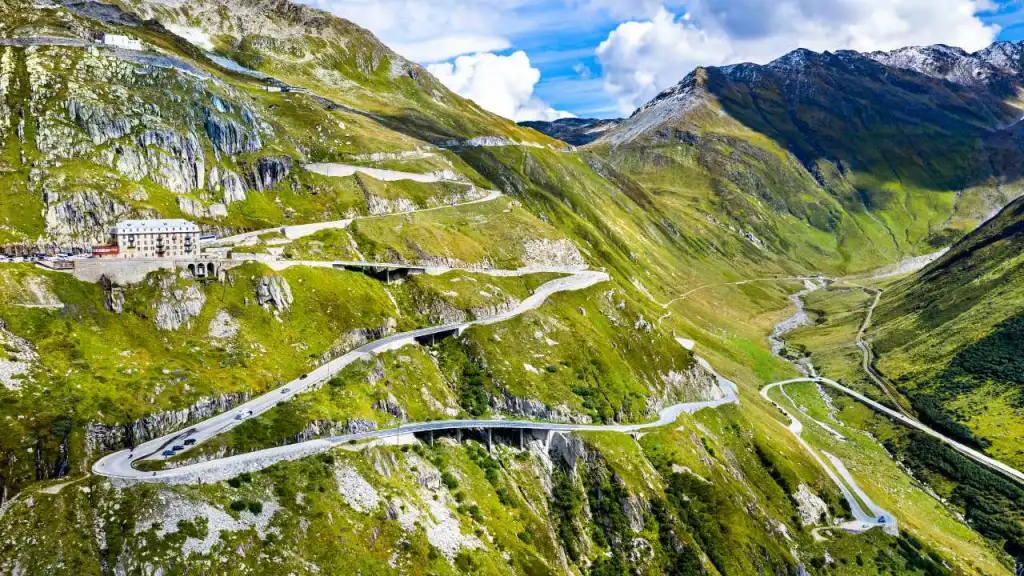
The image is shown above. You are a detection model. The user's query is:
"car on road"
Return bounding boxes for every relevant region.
[161,450,175,457]
[234,410,253,421]
[172,445,185,451]
[282,388,291,394]
[299,374,308,380]
[183,439,196,446]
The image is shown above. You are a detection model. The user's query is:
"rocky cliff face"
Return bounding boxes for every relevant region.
[0,40,292,245]
[0,318,39,391]
[492,389,590,423]
[647,361,723,416]
[86,391,251,453]
[155,275,206,330]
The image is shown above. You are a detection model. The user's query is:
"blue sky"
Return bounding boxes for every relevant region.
[313,0,1024,120]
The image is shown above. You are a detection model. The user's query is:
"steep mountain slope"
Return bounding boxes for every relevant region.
[0,0,1018,574]
[0,0,558,248]
[590,44,1024,271]
[873,195,1024,465]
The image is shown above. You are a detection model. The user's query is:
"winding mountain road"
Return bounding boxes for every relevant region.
[763,377,1024,486]
[93,270,611,478]
[92,268,741,485]
[213,188,502,246]
[761,379,897,534]
[847,285,915,417]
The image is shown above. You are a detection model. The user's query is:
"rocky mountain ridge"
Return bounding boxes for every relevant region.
[518,117,621,146]
[598,40,1024,148]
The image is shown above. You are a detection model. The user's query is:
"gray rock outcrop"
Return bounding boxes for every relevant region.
[522,238,586,267]
[366,194,416,216]
[372,393,407,421]
[44,189,130,244]
[646,362,723,416]
[106,286,125,314]
[245,156,293,192]
[209,166,247,204]
[66,99,136,145]
[470,297,520,320]
[291,418,377,443]
[155,276,206,330]
[205,112,262,157]
[548,432,588,470]
[329,318,399,357]
[177,196,227,219]
[137,129,205,193]
[493,389,588,423]
[255,276,293,311]
[85,392,250,453]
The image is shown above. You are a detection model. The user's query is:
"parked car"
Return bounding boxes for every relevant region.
[184,438,197,446]
[161,450,175,457]
[299,374,308,380]
[172,444,185,450]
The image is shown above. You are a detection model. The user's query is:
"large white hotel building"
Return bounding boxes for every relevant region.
[110,219,200,259]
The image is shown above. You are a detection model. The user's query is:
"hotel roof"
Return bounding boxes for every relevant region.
[112,219,201,235]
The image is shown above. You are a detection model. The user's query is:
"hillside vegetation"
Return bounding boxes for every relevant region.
[0,0,1020,574]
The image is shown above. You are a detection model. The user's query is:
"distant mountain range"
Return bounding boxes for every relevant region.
[518,118,621,146]
[525,41,1024,149]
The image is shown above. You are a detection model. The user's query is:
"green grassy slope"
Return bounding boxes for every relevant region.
[873,196,1024,465]
[0,0,1018,572]
[591,53,1024,275]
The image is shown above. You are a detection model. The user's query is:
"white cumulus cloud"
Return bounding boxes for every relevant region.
[307,0,523,62]
[391,35,511,64]
[597,0,1001,114]
[427,51,575,122]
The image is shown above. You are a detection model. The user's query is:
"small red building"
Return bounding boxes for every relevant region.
[92,245,119,258]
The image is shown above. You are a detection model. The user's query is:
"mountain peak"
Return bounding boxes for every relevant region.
[867,41,1024,86]
[592,39,1024,148]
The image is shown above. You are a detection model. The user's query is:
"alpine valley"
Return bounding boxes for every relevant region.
[0,1,1022,575]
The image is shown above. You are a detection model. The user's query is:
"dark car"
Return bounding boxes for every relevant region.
[281,388,291,394]
[299,374,308,380]
[172,445,185,451]
[161,450,175,457]
[183,439,197,446]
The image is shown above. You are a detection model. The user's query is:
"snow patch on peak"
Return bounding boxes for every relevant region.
[601,73,709,147]
[767,48,820,71]
[867,43,1022,86]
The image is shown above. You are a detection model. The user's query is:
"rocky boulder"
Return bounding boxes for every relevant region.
[372,393,407,421]
[255,275,293,311]
[155,276,206,330]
